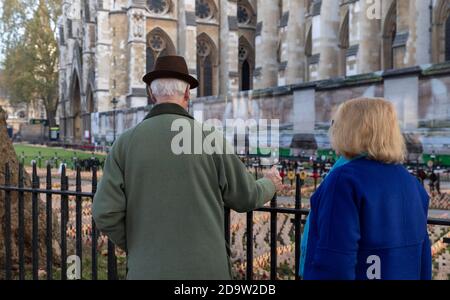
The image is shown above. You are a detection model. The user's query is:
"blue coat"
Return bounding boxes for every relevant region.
[300,156,359,277]
[303,157,432,280]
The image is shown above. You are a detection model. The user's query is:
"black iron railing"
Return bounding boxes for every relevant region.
[1,162,449,280]
[0,163,116,280]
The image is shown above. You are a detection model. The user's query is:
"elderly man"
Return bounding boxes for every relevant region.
[93,56,282,280]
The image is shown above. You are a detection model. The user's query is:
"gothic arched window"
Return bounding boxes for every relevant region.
[197,36,216,97]
[148,0,170,15]
[446,16,450,61]
[196,0,214,20]
[239,45,251,91]
[383,0,397,69]
[149,34,166,52]
[238,5,251,24]
[238,41,253,91]
[146,47,155,73]
[146,32,167,73]
[305,26,313,81]
[433,0,450,63]
[86,88,94,113]
[241,60,251,91]
[390,26,397,68]
[239,45,249,62]
[339,11,349,76]
[203,56,213,96]
[146,29,176,72]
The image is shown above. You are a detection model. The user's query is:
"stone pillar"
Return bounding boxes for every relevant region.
[178,0,197,97]
[392,0,410,69]
[220,0,239,95]
[95,1,112,113]
[82,22,96,88]
[358,0,381,73]
[126,0,147,108]
[219,0,230,95]
[177,0,187,57]
[82,19,96,141]
[406,0,431,66]
[254,0,280,89]
[286,0,306,84]
[58,2,68,140]
[317,0,340,80]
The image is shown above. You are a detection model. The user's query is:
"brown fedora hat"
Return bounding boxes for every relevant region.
[142,55,198,89]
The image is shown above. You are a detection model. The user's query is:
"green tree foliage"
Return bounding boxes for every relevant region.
[0,0,61,126]
[0,0,33,51]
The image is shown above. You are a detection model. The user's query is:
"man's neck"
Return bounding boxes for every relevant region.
[144,101,194,121]
[156,100,187,110]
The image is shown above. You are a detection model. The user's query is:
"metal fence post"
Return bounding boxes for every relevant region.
[246,166,258,281]
[31,162,40,280]
[60,165,68,280]
[18,164,25,280]
[294,174,302,280]
[4,163,12,280]
[46,163,53,280]
[75,166,83,279]
[107,240,117,280]
[270,194,278,280]
[91,166,98,280]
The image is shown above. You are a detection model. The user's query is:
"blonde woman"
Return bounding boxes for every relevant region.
[303,98,431,280]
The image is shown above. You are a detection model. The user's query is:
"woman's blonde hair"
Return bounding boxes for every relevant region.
[330,98,406,164]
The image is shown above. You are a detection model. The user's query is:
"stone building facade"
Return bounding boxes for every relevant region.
[58,0,450,144]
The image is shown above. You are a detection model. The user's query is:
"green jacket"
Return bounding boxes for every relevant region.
[92,103,275,280]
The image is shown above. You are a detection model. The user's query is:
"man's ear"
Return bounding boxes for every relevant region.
[147,86,157,105]
[184,86,190,101]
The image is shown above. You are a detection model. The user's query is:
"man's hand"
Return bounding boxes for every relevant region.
[264,166,283,192]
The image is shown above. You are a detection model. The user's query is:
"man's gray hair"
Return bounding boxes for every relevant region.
[150,78,190,98]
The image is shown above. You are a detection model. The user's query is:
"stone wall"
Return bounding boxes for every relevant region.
[91,62,450,154]
[58,0,450,144]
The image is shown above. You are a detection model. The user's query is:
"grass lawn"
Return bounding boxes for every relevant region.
[14,144,106,167]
